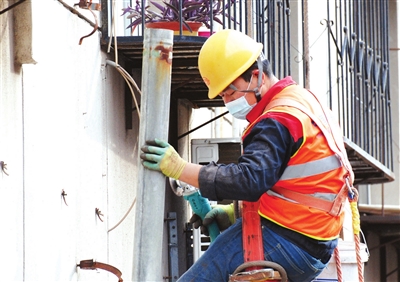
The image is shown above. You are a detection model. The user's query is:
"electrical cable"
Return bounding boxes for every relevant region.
[105,64,139,231]
[107,0,117,60]
[108,198,137,232]
[106,0,139,232]
[0,0,27,15]
[106,60,141,119]
[178,110,229,139]
[56,0,98,30]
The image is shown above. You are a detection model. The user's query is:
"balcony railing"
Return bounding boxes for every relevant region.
[100,0,394,184]
[323,0,394,183]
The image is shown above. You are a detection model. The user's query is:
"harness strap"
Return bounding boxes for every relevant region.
[270,184,348,216]
[264,86,355,216]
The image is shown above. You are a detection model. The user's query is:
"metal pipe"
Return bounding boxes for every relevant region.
[303,0,310,89]
[286,1,291,76]
[132,28,174,282]
[384,0,393,171]
[282,1,286,77]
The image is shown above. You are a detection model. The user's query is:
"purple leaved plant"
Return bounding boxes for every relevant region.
[121,0,237,32]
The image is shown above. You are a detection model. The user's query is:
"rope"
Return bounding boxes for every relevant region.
[335,181,364,282]
[349,187,364,282]
[354,231,364,282]
[334,246,343,282]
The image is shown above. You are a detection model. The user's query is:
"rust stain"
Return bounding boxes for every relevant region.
[155,45,172,64]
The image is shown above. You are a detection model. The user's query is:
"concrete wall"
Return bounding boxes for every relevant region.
[0,1,24,280]
[1,0,142,280]
[1,0,399,281]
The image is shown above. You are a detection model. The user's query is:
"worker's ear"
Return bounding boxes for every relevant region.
[251,69,265,80]
[251,69,265,82]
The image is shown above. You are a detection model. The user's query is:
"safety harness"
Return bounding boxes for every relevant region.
[264,88,364,282]
[230,85,364,282]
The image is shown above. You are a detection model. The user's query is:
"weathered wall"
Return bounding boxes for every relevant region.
[2,0,399,281]
[0,0,142,280]
[0,1,24,281]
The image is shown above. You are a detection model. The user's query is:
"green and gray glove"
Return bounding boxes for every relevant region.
[140,138,187,179]
[190,203,235,236]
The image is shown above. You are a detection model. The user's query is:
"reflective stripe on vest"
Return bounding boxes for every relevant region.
[279,154,342,181]
[267,188,336,203]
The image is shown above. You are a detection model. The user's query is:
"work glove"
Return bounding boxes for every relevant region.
[190,203,235,236]
[140,138,187,179]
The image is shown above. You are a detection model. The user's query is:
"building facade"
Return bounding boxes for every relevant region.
[0,0,399,281]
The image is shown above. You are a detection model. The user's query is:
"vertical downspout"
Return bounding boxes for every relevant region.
[303,0,310,89]
[132,28,174,282]
[245,0,253,38]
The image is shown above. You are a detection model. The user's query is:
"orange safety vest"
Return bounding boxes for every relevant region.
[250,84,354,240]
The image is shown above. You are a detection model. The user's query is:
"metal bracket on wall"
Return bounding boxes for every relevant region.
[61,189,68,206]
[166,212,179,282]
[185,222,194,270]
[95,208,104,222]
[77,259,123,282]
[56,0,101,44]
[74,0,101,45]
[75,0,101,11]
[0,161,9,176]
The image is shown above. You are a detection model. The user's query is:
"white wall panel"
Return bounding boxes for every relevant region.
[105,64,139,282]
[0,2,24,280]
[0,0,140,278]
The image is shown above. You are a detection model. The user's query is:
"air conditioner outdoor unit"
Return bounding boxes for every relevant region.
[190,137,242,262]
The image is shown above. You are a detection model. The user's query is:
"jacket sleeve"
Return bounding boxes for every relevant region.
[198,113,303,201]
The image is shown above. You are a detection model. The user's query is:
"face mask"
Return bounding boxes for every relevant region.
[225,95,256,120]
[225,76,255,120]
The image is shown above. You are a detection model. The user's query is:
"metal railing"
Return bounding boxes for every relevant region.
[104,0,393,173]
[323,0,393,172]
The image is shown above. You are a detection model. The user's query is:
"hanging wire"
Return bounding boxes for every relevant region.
[106,0,141,232]
[105,60,141,119]
[0,0,27,15]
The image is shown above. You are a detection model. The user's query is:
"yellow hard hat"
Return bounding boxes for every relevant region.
[198,29,263,99]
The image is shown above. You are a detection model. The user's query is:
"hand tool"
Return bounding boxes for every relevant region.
[169,178,220,242]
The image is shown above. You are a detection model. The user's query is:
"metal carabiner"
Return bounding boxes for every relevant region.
[345,176,358,201]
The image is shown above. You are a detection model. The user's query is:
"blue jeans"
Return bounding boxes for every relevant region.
[178,219,328,282]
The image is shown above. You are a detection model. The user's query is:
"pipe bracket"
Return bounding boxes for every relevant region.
[78,259,123,281]
[0,161,9,176]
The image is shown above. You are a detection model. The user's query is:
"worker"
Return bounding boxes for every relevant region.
[140,29,354,282]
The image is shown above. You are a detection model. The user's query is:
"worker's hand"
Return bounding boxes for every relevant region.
[190,203,235,236]
[140,138,187,179]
